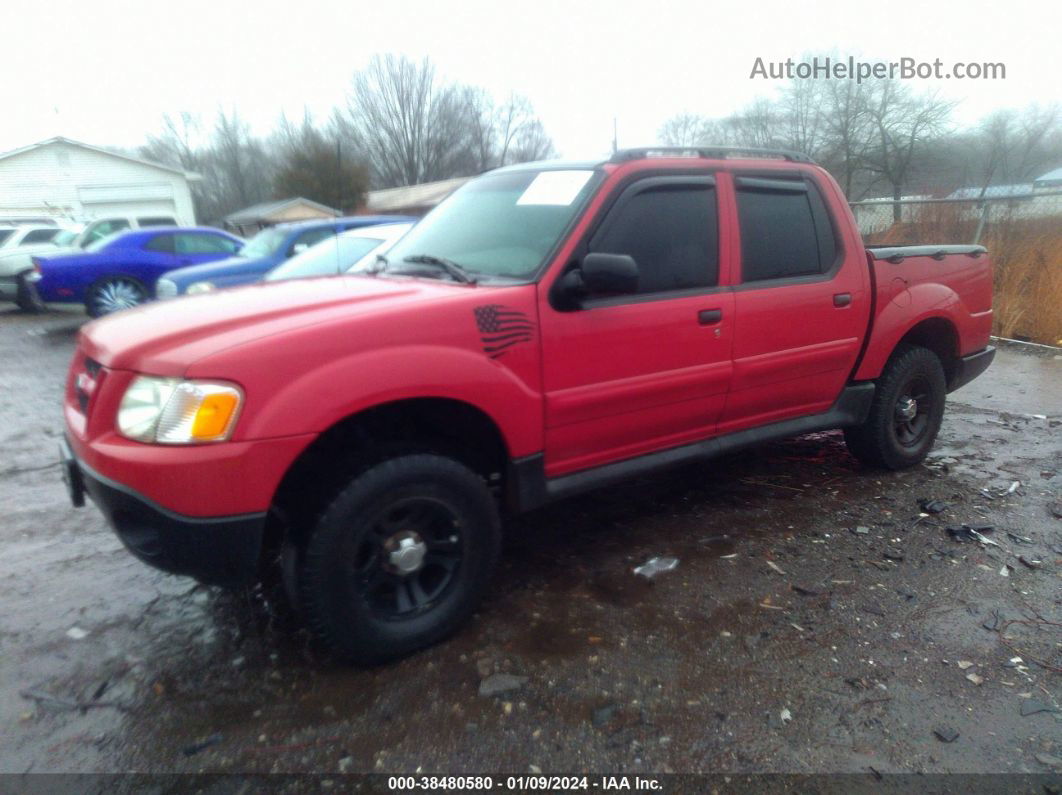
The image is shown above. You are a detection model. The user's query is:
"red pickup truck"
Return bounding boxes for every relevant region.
[61,148,995,663]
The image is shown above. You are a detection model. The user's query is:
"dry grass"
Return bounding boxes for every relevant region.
[866,205,1062,346]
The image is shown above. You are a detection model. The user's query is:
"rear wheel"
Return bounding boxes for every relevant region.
[844,345,947,470]
[15,272,45,313]
[299,454,501,665]
[85,277,146,318]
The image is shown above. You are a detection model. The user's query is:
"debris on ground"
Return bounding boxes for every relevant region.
[1019,699,1060,717]
[181,733,222,757]
[478,673,528,697]
[852,526,870,535]
[65,627,88,640]
[956,661,974,670]
[933,726,960,743]
[779,708,793,725]
[633,557,679,578]
[919,499,949,514]
[965,673,984,686]
[766,561,786,576]
[1017,555,1041,569]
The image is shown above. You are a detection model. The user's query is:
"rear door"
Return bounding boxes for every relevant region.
[540,175,734,476]
[719,172,869,433]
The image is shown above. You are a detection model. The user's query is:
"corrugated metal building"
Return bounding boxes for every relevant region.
[222,197,340,236]
[0,137,198,224]
[362,176,470,216]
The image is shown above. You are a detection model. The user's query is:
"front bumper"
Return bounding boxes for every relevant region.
[61,437,266,586]
[948,346,996,393]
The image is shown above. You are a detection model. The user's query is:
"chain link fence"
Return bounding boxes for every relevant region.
[849,190,1062,245]
[848,191,1062,346]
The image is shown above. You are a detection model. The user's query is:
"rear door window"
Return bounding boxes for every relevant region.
[22,229,60,244]
[735,177,838,282]
[138,217,177,227]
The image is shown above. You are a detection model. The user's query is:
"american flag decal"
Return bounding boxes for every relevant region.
[474,304,534,359]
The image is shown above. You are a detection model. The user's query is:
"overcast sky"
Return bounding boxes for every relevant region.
[6,0,1059,160]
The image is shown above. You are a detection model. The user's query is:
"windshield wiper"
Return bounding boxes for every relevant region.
[396,254,477,284]
[366,252,389,276]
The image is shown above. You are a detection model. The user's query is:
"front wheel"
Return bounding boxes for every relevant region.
[85,277,147,318]
[299,454,501,665]
[844,345,947,470]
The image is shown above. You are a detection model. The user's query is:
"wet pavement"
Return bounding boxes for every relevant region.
[1,306,1059,777]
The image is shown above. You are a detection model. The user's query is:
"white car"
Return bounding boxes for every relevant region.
[261,222,414,283]
[0,226,81,310]
[0,224,66,250]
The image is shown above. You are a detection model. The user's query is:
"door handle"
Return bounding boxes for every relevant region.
[833,293,852,307]
[698,308,723,325]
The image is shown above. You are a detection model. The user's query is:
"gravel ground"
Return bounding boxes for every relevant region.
[0,305,1059,779]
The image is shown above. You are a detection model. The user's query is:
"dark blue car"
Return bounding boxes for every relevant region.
[154,216,414,299]
[33,227,245,317]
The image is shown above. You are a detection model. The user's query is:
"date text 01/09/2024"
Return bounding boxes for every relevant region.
[386,775,663,791]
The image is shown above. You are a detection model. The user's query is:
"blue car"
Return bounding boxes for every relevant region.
[154,216,414,299]
[33,227,245,317]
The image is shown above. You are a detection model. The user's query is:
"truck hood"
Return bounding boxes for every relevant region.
[80,275,473,373]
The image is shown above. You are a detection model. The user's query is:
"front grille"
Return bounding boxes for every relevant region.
[75,356,103,415]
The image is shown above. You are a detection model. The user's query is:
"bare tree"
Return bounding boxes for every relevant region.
[658,114,713,147]
[346,55,473,188]
[863,81,954,220]
[271,112,369,212]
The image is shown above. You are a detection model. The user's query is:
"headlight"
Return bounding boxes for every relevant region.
[186,281,216,295]
[155,278,178,299]
[117,376,243,444]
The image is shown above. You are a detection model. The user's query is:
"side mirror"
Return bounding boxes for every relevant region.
[581,252,639,295]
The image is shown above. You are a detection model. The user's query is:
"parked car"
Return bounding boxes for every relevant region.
[155,216,415,298]
[60,148,995,664]
[0,224,65,250]
[33,227,243,316]
[0,227,83,310]
[263,222,413,283]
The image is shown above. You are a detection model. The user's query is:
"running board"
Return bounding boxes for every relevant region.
[509,383,875,512]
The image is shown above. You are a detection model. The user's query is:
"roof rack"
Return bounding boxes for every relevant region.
[609,146,813,164]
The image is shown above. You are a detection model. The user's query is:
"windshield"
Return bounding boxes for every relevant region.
[240,227,290,258]
[53,230,77,246]
[85,231,124,252]
[266,235,385,281]
[0,230,14,247]
[383,169,598,280]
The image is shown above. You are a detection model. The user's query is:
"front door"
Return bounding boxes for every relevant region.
[539,175,734,477]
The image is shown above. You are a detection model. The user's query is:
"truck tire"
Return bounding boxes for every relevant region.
[844,345,946,470]
[15,273,45,313]
[299,454,501,665]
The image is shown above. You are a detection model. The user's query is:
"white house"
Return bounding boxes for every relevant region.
[0,137,198,225]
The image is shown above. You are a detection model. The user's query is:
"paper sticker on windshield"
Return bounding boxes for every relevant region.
[516,170,593,206]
